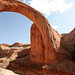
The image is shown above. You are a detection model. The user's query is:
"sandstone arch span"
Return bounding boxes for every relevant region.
[0,0,61,63]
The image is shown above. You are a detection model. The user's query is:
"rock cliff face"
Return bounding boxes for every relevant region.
[0,0,61,63]
[30,23,61,62]
[60,28,75,61]
[30,23,45,62]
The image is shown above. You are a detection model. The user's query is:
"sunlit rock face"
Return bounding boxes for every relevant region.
[0,0,61,63]
[30,23,45,62]
[30,23,61,63]
[0,43,31,60]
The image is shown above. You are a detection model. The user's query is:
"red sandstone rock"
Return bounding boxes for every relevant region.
[0,1,74,75]
[0,43,31,60]
[0,43,10,46]
[0,45,10,57]
[10,42,31,47]
[23,44,31,47]
[0,43,31,69]
[7,61,74,75]
[0,0,61,63]
[30,23,61,63]
[0,45,10,50]
[30,23,45,62]
[60,28,75,61]
[10,42,24,47]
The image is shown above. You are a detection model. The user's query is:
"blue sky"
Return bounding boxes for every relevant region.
[0,0,75,44]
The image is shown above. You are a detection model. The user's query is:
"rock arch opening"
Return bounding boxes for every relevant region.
[0,0,61,63]
[0,12,32,44]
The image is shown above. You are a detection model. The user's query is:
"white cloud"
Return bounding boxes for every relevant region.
[26,0,73,16]
[23,0,26,3]
[52,25,59,30]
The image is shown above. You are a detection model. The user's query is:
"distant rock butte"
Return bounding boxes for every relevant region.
[10,42,31,47]
[0,42,31,60]
[10,42,24,47]
[0,43,10,46]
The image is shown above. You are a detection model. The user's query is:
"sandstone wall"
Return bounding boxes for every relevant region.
[60,28,75,61]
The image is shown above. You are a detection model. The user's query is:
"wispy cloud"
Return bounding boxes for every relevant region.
[52,25,59,30]
[26,0,73,16]
[23,0,26,3]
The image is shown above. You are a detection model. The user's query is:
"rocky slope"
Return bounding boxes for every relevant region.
[0,42,31,68]
[0,42,31,74]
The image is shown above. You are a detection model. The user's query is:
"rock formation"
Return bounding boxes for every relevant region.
[0,43,31,60]
[0,1,75,75]
[0,43,10,46]
[0,42,74,75]
[10,42,24,47]
[60,28,75,61]
[30,23,45,62]
[0,0,61,63]
[31,23,61,62]
[0,42,31,69]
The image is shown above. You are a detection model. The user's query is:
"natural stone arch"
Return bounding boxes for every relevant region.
[0,0,61,63]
